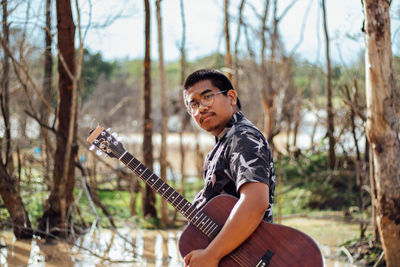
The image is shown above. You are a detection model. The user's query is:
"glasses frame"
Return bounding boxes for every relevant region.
[185,90,229,115]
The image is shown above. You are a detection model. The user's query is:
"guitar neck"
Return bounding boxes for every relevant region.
[119,150,221,238]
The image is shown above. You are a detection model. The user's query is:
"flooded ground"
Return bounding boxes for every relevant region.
[0,215,367,267]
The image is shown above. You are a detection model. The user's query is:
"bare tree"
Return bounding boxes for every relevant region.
[224,0,232,81]
[321,0,336,169]
[363,0,400,265]
[156,0,169,227]
[178,0,189,202]
[142,0,157,219]
[0,0,32,240]
[39,0,78,236]
[233,0,246,92]
[40,0,54,188]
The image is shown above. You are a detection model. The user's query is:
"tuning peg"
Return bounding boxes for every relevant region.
[111,132,118,138]
[104,154,108,159]
[106,128,111,132]
[117,136,123,142]
[89,144,96,151]
[96,150,103,156]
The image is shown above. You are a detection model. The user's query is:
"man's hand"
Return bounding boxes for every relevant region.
[184,249,219,267]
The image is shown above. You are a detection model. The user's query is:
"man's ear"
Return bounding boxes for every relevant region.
[227,89,237,106]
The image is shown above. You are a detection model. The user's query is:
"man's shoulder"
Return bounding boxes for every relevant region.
[233,118,265,140]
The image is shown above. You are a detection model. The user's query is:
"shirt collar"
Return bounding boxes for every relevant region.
[215,111,244,141]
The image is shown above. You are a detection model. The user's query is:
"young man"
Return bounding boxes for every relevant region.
[182,69,276,267]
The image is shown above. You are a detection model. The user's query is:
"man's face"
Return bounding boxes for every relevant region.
[185,80,237,136]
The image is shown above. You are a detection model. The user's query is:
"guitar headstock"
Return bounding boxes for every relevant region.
[87,126,126,158]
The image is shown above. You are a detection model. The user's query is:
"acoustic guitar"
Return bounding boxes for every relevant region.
[87,126,324,267]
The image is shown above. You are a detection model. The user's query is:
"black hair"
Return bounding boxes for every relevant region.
[183,69,241,110]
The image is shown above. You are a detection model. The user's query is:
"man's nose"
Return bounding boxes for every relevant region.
[194,103,208,116]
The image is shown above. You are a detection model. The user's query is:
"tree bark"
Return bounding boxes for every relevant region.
[142,0,157,219]
[156,0,170,227]
[321,0,336,169]
[363,0,400,265]
[39,0,77,237]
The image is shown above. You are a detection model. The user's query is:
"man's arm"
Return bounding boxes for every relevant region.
[184,182,269,267]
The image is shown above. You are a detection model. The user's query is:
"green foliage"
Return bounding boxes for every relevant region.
[276,151,361,214]
[76,189,134,228]
[80,48,119,102]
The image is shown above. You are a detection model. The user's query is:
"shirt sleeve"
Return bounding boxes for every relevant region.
[227,128,274,192]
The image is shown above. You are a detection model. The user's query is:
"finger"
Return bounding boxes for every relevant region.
[184,253,192,267]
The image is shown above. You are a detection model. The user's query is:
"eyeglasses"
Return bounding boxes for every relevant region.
[185,90,228,115]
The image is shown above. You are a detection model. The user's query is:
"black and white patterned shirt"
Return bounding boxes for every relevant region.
[193,111,276,222]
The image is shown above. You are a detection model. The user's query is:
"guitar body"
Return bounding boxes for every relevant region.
[179,195,323,267]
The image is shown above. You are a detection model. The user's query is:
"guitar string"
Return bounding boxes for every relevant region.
[101,143,254,267]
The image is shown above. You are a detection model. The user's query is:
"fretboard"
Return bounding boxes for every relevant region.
[119,151,221,239]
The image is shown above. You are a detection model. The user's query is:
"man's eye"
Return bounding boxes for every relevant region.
[203,94,213,100]
[190,102,199,109]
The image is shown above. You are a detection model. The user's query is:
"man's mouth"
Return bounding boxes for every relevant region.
[200,113,214,123]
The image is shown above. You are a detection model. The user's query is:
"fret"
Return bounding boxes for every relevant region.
[118,151,127,160]
[199,217,211,231]
[209,224,220,239]
[142,169,153,181]
[168,191,179,204]
[208,224,219,238]
[203,220,215,236]
[186,206,197,219]
[181,203,191,216]
[193,211,204,225]
[175,196,185,210]
[147,174,157,186]
[130,157,142,171]
[120,152,133,165]
[154,179,165,191]
[136,165,147,177]
[160,184,170,196]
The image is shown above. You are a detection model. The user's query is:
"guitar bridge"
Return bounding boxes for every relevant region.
[255,250,274,267]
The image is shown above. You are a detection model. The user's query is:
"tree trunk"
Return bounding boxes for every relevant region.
[321,0,336,169]
[233,0,246,92]
[156,0,170,227]
[0,0,32,240]
[1,0,11,167]
[178,0,188,202]
[40,0,54,189]
[39,0,77,237]
[224,0,232,81]
[142,0,157,219]
[363,0,400,265]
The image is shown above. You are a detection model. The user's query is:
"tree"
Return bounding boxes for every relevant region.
[142,0,157,219]
[363,0,400,265]
[39,0,78,236]
[321,0,336,169]
[0,0,32,240]
[40,0,54,189]
[156,0,169,226]
[224,0,232,81]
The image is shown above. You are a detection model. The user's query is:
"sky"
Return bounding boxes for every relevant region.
[79,0,400,66]
[8,0,400,65]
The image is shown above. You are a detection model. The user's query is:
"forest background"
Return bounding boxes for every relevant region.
[0,0,400,266]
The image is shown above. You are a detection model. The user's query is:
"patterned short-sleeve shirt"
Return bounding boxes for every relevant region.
[193,111,276,222]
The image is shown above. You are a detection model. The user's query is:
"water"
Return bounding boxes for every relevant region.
[0,216,363,266]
